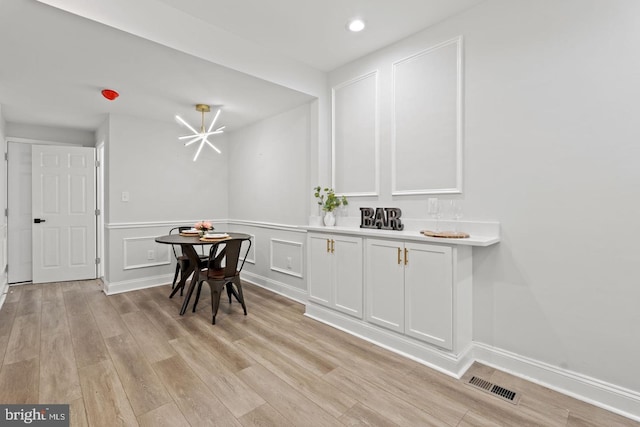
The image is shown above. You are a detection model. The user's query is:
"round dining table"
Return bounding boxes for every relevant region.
[155,232,251,315]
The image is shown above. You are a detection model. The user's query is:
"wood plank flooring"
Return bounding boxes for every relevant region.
[0,279,637,426]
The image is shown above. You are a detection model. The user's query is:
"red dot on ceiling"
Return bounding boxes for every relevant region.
[101,89,119,101]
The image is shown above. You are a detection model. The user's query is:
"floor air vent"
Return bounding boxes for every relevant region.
[467,376,520,404]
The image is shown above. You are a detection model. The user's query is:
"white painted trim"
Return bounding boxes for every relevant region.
[122,236,172,270]
[331,70,380,197]
[391,35,464,196]
[269,238,304,278]
[107,219,226,230]
[0,280,8,312]
[241,270,307,305]
[5,137,81,146]
[106,219,307,233]
[102,273,173,295]
[473,342,640,422]
[226,219,307,233]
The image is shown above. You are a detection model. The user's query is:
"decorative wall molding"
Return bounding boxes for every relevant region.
[107,219,227,230]
[227,219,306,233]
[391,35,464,196]
[270,238,304,278]
[332,70,379,197]
[122,236,171,270]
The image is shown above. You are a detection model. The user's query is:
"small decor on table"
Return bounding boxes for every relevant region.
[314,186,348,226]
[194,220,213,236]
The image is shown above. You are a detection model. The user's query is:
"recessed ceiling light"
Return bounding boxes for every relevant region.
[347,19,365,32]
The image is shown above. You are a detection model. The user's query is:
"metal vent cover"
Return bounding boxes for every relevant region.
[468,376,520,404]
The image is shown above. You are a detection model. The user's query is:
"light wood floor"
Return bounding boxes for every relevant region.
[0,280,637,427]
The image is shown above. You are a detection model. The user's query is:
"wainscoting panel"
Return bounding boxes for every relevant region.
[123,236,172,270]
[226,221,307,301]
[104,220,307,301]
[270,238,304,278]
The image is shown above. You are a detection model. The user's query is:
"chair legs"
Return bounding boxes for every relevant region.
[171,263,180,289]
[227,278,247,315]
[191,278,248,324]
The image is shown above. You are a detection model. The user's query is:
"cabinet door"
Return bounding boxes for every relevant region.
[404,242,453,349]
[333,236,363,318]
[365,239,405,332]
[307,233,332,307]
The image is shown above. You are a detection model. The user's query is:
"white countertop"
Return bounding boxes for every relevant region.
[303,224,500,247]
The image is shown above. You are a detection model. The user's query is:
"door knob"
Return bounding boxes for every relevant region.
[33,218,46,223]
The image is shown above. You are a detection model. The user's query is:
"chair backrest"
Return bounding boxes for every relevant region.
[169,226,191,259]
[206,237,252,278]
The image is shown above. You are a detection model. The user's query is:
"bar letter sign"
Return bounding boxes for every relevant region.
[360,207,404,230]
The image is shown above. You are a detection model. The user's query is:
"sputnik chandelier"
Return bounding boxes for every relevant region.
[175,104,225,161]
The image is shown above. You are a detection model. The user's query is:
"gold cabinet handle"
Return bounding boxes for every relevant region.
[326,239,330,253]
[397,247,402,265]
[331,239,335,254]
[404,248,409,266]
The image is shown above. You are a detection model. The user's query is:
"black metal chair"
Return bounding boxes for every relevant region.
[192,236,252,324]
[169,226,208,294]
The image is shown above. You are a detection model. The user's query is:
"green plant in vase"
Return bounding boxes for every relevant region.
[314,186,348,226]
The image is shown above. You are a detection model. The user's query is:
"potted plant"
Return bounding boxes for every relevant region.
[314,186,348,226]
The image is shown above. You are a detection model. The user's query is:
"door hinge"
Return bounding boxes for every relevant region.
[95,209,100,216]
[4,152,7,161]
[95,160,100,167]
[4,208,7,217]
[95,258,101,265]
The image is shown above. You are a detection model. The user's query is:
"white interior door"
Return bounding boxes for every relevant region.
[7,142,33,283]
[32,145,97,283]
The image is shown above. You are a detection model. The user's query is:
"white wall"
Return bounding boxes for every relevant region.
[103,113,230,291]
[228,104,311,225]
[328,0,640,410]
[225,104,313,301]
[107,113,229,224]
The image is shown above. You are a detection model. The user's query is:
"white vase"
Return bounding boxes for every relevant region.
[323,211,336,226]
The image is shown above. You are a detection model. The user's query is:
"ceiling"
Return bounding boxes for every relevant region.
[0,0,483,133]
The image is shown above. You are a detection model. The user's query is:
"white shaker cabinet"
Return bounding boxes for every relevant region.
[308,232,363,318]
[365,239,406,333]
[366,238,469,351]
[304,224,497,374]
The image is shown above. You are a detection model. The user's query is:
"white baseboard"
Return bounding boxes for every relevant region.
[241,270,308,305]
[102,273,173,295]
[472,342,640,422]
[304,302,474,378]
[0,278,8,311]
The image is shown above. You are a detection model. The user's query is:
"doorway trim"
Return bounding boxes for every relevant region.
[5,137,98,284]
